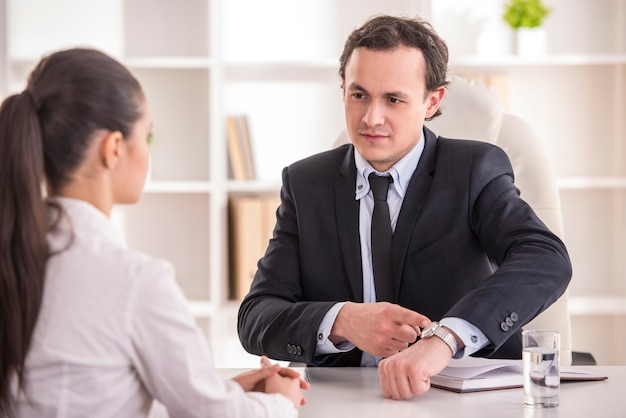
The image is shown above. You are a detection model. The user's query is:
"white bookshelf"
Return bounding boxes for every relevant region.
[1,0,625,366]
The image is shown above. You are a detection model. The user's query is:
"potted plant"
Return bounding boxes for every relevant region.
[503,0,552,56]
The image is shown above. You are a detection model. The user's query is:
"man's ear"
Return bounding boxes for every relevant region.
[100,131,123,169]
[425,86,446,119]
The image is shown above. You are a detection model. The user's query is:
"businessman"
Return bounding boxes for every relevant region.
[238,15,572,400]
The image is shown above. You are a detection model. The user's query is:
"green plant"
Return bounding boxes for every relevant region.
[503,0,551,29]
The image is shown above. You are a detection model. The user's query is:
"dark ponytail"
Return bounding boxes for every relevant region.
[0,91,48,417]
[0,48,144,416]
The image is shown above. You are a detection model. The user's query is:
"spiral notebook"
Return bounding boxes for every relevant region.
[430,357,608,393]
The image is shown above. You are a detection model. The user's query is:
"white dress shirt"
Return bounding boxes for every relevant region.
[10,197,296,418]
[315,134,489,364]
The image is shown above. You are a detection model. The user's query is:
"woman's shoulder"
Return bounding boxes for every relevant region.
[54,226,176,289]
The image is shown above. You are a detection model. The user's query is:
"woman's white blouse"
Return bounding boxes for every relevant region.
[11,197,296,418]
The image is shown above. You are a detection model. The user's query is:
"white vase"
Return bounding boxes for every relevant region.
[515,27,547,56]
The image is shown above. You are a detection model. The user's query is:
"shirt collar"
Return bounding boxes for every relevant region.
[49,196,127,248]
[354,129,426,200]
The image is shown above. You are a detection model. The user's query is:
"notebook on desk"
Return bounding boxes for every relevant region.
[430,357,608,393]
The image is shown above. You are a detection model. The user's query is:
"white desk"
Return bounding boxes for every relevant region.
[297,366,624,418]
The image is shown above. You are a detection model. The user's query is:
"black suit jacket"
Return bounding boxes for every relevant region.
[238,128,572,366]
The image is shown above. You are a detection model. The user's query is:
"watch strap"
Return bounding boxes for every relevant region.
[423,322,459,356]
[433,326,459,356]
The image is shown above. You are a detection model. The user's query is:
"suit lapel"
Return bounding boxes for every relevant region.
[391,129,438,301]
[335,145,364,302]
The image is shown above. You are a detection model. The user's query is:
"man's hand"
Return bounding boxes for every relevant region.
[378,335,453,399]
[329,302,431,357]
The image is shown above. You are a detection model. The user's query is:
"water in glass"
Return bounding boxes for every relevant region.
[522,346,559,407]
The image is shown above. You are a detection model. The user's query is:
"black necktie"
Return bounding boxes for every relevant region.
[368,173,393,302]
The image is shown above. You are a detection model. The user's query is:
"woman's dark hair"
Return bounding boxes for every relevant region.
[338,15,449,119]
[0,47,144,416]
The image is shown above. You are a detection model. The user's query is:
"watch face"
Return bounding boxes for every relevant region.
[422,322,440,338]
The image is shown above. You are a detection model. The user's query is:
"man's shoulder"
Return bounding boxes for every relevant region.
[433,136,513,179]
[435,136,509,162]
[436,136,499,152]
[288,143,351,173]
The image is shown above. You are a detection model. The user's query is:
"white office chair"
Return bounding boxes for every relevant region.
[335,75,574,365]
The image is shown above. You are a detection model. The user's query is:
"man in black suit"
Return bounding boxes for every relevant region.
[238,15,571,400]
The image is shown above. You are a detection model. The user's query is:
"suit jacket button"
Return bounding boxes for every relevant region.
[296,346,302,356]
[511,312,519,322]
[505,317,514,326]
[500,322,510,332]
[287,344,293,354]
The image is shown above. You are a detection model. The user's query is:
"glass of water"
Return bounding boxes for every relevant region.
[522,330,560,408]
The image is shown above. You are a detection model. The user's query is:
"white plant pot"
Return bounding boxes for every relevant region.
[515,27,547,56]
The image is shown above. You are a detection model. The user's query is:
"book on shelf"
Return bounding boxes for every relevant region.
[431,356,608,393]
[226,115,256,180]
[228,195,280,301]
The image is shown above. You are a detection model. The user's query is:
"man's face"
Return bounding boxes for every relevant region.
[342,46,444,172]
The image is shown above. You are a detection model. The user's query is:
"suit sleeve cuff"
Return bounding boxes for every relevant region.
[314,302,355,355]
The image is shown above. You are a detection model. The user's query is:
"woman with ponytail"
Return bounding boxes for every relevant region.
[0,48,307,418]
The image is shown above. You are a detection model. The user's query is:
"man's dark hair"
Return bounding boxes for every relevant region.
[339,15,449,118]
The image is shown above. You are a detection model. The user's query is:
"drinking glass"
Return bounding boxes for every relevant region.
[522,330,560,407]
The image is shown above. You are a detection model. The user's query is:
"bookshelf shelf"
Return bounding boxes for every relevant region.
[7,56,215,71]
[222,54,623,72]
[557,177,626,190]
[223,62,339,82]
[143,181,214,194]
[226,180,282,194]
[569,297,626,316]
[450,54,626,68]
[224,58,339,70]
[188,300,218,318]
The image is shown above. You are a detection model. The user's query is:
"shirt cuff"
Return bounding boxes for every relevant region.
[314,302,355,355]
[440,317,490,359]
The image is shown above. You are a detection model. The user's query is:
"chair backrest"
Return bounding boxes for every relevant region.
[334,75,573,365]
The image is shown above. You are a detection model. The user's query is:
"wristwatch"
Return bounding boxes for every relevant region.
[421,322,459,356]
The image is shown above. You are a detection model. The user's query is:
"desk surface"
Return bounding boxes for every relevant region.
[296,366,624,418]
